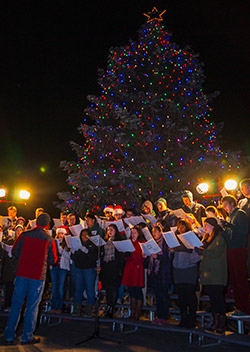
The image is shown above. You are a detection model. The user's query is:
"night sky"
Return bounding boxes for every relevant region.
[0,1,249,218]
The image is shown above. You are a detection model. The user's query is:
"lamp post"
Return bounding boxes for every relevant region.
[0,187,31,205]
[196,179,238,200]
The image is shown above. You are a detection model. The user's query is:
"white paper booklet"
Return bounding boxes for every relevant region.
[177,231,203,249]
[125,226,131,239]
[64,236,82,250]
[89,235,106,246]
[124,216,145,227]
[141,214,157,225]
[28,219,37,229]
[1,242,13,256]
[140,239,161,256]
[96,217,106,229]
[163,231,180,248]
[141,227,153,241]
[79,217,88,229]
[104,220,125,233]
[170,208,188,219]
[53,218,63,228]
[113,239,135,252]
[69,224,83,237]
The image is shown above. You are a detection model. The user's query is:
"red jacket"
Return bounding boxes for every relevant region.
[12,227,58,280]
[121,240,144,287]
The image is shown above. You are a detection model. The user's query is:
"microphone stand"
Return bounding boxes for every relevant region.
[75,235,121,346]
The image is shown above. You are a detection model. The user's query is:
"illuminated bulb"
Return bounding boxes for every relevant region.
[196,183,209,194]
[19,190,31,200]
[224,180,237,191]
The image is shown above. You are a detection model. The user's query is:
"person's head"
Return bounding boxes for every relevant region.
[7,206,17,219]
[240,178,250,198]
[85,212,97,228]
[60,211,68,225]
[35,207,45,219]
[152,225,162,240]
[113,205,125,220]
[56,226,68,240]
[67,213,76,226]
[14,224,24,238]
[80,228,91,243]
[141,200,153,215]
[221,195,237,214]
[204,217,220,235]
[216,205,228,220]
[181,190,193,207]
[106,224,120,240]
[36,213,51,229]
[176,219,192,234]
[205,205,218,218]
[156,198,167,212]
[125,208,137,218]
[103,205,114,220]
[16,216,26,226]
[130,226,145,242]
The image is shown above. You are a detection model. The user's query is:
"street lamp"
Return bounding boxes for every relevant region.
[224,179,237,191]
[0,186,31,204]
[19,190,31,200]
[196,182,209,195]
[0,188,6,198]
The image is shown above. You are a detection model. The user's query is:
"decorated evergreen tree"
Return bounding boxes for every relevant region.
[58,7,243,214]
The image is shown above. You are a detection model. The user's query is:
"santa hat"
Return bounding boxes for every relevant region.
[56,226,68,235]
[103,205,114,214]
[113,205,125,216]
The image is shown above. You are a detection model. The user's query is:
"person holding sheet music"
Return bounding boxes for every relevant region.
[70,228,98,317]
[221,195,250,318]
[49,227,71,314]
[172,219,201,328]
[1,224,24,312]
[121,226,145,320]
[181,190,206,226]
[66,213,77,235]
[147,225,171,325]
[99,224,125,318]
[155,198,178,228]
[198,217,227,334]
[85,212,105,238]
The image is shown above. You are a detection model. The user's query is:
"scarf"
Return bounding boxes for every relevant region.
[103,239,115,263]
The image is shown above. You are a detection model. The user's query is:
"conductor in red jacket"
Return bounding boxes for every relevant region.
[4,213,58,345]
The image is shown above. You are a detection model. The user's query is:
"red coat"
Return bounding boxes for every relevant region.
[121,240,144,287]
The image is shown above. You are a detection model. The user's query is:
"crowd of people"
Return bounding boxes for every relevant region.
[0,177,250,344]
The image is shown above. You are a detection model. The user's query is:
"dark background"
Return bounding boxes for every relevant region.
[0,0,249,219]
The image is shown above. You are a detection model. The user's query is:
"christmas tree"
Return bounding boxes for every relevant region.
[58,7,243,215]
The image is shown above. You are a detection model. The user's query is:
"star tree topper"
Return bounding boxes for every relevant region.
[143,7,166,22]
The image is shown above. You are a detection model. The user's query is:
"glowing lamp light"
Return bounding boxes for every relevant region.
[196,183,209,194]
[224,180,237,191]
[19,190,31,200]
[0,188,6,197]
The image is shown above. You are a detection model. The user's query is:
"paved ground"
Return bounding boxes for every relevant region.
[0,314,250,352]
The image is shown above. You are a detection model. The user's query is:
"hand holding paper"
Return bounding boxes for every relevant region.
[162,231,180,248]
[177,231,203,249]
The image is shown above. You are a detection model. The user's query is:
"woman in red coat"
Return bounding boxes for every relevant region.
[122,226,145,320]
